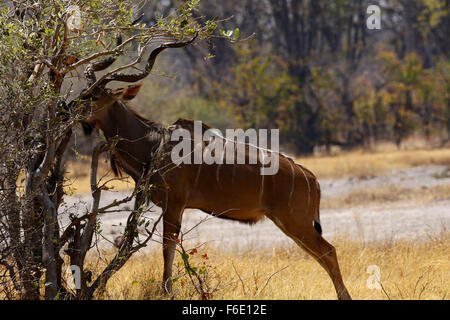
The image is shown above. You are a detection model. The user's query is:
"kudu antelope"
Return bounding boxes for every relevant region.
[74,35,352,300]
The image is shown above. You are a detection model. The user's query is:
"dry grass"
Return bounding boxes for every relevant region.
[322,184,450,209]
[297,148,450,180]
[64,159,135,194]
[86,233,449,300]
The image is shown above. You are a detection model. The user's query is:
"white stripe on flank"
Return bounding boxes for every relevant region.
[287,160,295,207]
[296,162,311,214]
[216,163,221,183]
[194,163,202,188]
[280,154,312,216]
[259,173,265,204]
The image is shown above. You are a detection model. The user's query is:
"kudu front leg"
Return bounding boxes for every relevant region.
[161,204,184,294]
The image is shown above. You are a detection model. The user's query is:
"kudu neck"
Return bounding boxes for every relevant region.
[96,101,166,180]
[99,101,157,141]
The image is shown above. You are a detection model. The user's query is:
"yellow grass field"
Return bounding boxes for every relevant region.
[88,233,449,300]
[321,184,450,209]
[65,158,135,194]
[297,148,450,180]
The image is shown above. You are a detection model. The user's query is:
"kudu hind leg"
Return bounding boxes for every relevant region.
[161,204,184,294]
[270,214,351,300]
[292,227,351,300]
[302,231,351,300]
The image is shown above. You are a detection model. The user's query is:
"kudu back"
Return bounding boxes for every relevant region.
[75,36,351,300]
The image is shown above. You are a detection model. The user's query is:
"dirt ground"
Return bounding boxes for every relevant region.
[59,165,450,252]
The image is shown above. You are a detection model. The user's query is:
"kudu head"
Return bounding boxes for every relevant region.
[72,33,198,134]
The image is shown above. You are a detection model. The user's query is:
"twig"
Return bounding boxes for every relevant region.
[255,265,289,297]
[231,260,247,296]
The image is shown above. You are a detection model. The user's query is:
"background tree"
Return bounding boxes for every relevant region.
[132,0,449,154]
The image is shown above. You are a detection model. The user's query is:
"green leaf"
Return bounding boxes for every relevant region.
[219,29,234,38]
[234,28,240,39]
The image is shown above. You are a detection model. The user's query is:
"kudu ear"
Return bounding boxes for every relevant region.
[112,83,143,101]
